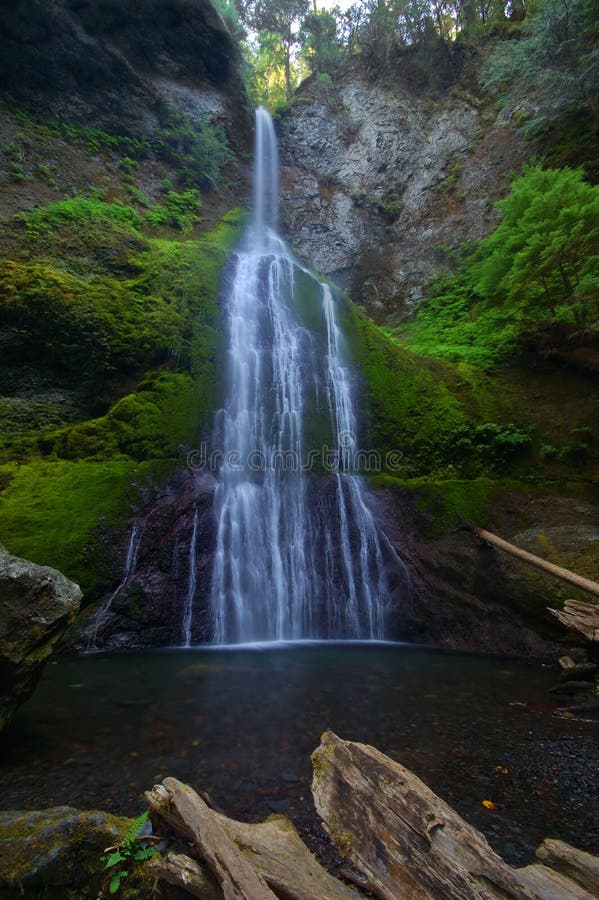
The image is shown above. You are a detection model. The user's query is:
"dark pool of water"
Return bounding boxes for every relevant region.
[1,643,597,867]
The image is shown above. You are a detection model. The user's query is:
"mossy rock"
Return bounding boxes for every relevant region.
[0,458,173,598]
[0,806,131,898]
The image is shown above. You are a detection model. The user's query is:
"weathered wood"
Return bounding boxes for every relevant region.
[145,851,220,899]
[549,599,599,642]
[215,813,360,900]
[513,863,596,900]
[535,838,599,895]
[147,778,276,900]
[464,523,599,599]
[147,777,361,900]
[312,731,548,900]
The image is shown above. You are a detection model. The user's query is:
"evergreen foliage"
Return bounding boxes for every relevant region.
[482,0,599,135]
[396,164,599,366]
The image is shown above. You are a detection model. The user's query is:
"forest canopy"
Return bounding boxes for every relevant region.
[212,0,598,118]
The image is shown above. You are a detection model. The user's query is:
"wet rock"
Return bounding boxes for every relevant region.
[558,657,597,682]
[0,806,129,895]
[0,544,81,733]
[0,0,251,153]
[548,681,595,695]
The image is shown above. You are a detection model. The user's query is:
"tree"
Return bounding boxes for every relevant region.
[237,0,310,99]
[300,8,342,73]
[475,165,599,329]
[243,30,291,110]
[482,0,599,132]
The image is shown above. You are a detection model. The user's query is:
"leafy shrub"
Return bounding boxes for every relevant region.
[146,189,202,231]
[17,197,142,239]
[154,112,234,189]
[396,164,599,366]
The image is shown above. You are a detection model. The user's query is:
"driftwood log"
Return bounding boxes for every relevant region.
[463,523,599,599]
[145,851,220,898]
[146,777,360,900]
[311,731,597,900]
[142,739,598,899]
[549,599,599,643]
[535,838,599,894]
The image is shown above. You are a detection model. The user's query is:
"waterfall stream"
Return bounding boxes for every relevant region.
[208,107,408,644]
[88,523,143,650]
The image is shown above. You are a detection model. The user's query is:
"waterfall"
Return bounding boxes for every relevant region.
[88,523,142,649]
[209,107,408,644]
[182,508,199,647]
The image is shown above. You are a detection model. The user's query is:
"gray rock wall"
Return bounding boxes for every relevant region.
[0,0,251,152]
[279,68,528,320]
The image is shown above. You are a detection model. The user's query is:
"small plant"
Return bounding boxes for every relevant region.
[118,156,138,174]
[314,72,334,92]
[320,172,340,190]
[146,189,202,231]
[8,162,25,182]
[350,189,368,207]
[98,810,156,897]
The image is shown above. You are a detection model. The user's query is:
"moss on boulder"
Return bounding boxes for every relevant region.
[0,806,131,898]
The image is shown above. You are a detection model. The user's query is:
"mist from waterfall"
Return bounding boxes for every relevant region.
[209,107,408,644]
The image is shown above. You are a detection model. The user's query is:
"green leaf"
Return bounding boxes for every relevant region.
[109,871,127,894]
[105,851,125,869]
[133,846,156,862]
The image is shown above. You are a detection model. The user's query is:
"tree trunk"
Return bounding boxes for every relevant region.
[548,599,599,642]
[284,37,292,100]
[311,731,597,899]
[146,777,361,900]
[535,838,599,894]
[464,523,599,599]
[145,852,220,899]
[146,779,276,900]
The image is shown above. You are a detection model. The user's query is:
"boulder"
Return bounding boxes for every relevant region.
[0,544,81,733]
[0,806,128,896]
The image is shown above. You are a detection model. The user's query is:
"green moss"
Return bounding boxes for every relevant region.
[0,808,133,898]
[342,303,469,473]
[0,209,243,595]
[0,459,170,594]
[43,371,205,461]
[370,476,496,537]
[0,208,242,393]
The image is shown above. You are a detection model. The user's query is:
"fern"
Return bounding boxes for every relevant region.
[97,810,156,898]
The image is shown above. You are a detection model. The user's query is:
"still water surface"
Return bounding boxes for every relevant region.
[1,643,597,866]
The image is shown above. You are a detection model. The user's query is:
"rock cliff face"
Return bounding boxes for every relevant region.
[0,0,250,150]
[0,545,81,732]
[279,65,527,320]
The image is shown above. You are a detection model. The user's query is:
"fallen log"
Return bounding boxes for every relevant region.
[311,731,597,900]
[146,777,360,900]
[548,599,599,643]
[462,523,599,599]
[147,778,276,900]
[535,838,599,895]
[145,851,220,899]
[514,863,596,899]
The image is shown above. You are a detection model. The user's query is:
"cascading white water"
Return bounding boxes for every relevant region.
[182,508,199,647]
[209,107,407,644]
[88,523,143,649]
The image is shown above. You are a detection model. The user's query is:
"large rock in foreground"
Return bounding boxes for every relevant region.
[0,544,81,733]
[0,807,129,897]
